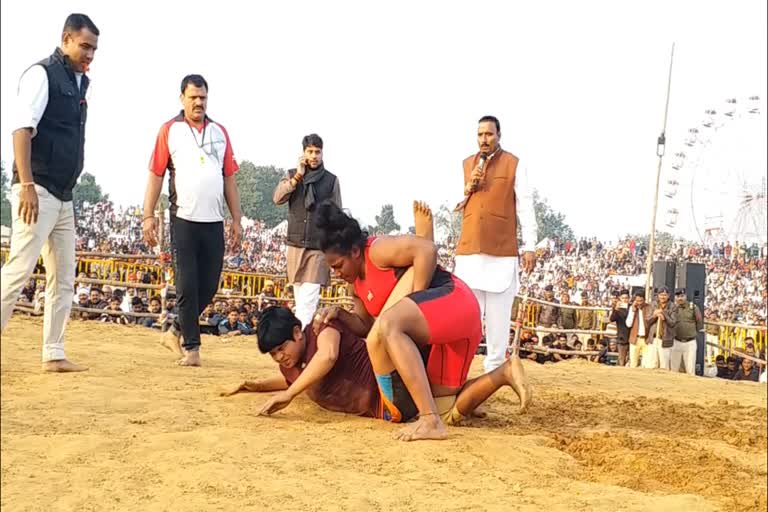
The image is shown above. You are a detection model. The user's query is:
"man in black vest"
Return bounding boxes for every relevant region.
[273,134,341,328]
[0,14,99,373]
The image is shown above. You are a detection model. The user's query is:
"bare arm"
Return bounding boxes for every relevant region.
[315,285,375,338]
[142,173,164,219]
[223,175,242,221]
[336,294,375,337]
[220,375,289,397]
[368,236,437,293]
[12,129,34,184]
[284,327,340,400]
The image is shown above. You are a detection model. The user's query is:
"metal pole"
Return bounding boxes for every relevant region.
[645,43,676,299]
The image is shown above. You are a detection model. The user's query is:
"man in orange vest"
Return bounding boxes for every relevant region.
[453,115,538,374]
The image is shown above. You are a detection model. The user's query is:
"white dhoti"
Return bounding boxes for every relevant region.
[293,282,321,329]
[454,254,519,373]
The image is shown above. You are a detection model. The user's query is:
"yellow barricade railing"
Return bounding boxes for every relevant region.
[712,321,767,356]
[518,302,609,342]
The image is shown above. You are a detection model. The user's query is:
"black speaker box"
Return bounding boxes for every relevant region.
[676,262,707,376]
[652,261,676,294]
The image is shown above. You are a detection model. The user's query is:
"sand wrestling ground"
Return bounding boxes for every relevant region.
[1,317,766,512]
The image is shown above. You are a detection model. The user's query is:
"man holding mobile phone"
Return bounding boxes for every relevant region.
[609,289,631,366]
[273,134,342,329]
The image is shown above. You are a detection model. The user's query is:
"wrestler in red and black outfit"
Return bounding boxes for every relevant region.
[355,237,482,391]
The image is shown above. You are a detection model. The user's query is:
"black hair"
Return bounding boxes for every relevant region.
[478,115,500,133]
[181,74,208,94]
[256,306,301,354]
[316,200,368,254]
[302,133,323,149]
[619,289,629,296]
[633,291,645,299]
[63,13,99,36]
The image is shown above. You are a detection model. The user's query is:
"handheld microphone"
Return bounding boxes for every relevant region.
[470,153,488,191]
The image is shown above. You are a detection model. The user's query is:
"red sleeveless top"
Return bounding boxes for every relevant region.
[353,237,403,317]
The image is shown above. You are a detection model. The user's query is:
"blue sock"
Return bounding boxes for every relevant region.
[376,374,395,421]
[376,374,394,402]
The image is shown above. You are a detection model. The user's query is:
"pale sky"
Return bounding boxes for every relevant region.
[2,0,766,242]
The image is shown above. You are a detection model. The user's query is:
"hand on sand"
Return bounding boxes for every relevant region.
[258,391,294,416]
[220,383,246,397]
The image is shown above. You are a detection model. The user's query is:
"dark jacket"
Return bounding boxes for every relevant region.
[610,307,630,344]
[286,167,338,250]
[12,48,89,201]
[646,302,678,348]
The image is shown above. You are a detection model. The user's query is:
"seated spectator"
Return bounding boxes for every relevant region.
[248,313,259,333]
[599,339,619,366]
[20,279,36,303]
[147,297,162,316]
[724,356,738,379]
[75,291,89,313]
[258,280,277,310]
[219,310,249,337]
[714,355,730,379]
[552,334,570,362]
[101,297,130,325]
[573,340,589,360]
[85,288,107,320]
[536,336,554,364]
[586,338,599,362]
[33,290,46,315]
[238,309,254,335]
[519,339,538,363]
[121,288,138,312]
[199,304,224,335]
[158,296,178,333]
[130,298,153,328]
[732,354,760,382]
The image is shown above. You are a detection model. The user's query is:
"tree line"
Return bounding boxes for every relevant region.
[0,160,578,245]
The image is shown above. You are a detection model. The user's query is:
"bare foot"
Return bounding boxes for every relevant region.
[504,355,533,413]
[177,350,201,367]
[42,359,88,373]
[413,200,434,241]
[160,329,182,356]
[393,414,448,442]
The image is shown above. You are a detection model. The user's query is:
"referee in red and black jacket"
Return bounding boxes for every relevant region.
[142,74,242,367]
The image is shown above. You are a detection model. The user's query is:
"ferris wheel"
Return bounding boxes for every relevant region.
[663,95,767,245]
